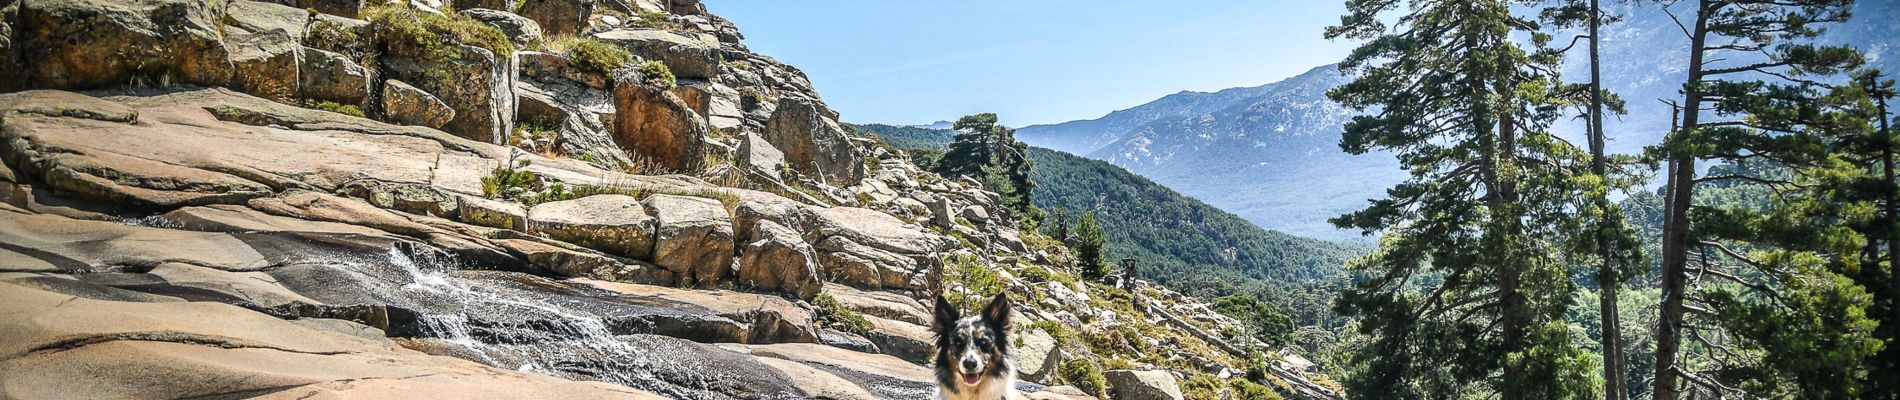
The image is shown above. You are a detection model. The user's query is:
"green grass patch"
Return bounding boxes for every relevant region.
[1057,359,1107,397]
[943,254,1006,309]
[366,5,515,83]
[628,10,677,30]
[547,36,632,74]
[812,293,874,335]
[303,99,365,118]
[638,60,676,89]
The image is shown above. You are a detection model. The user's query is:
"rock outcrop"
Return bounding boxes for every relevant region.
[16,0,234,89]
[611,78,709,172]
[0,0,1347,398]
[529,194,657,260]
[1106,370,1187,400]
[644,194,735,287]
[764,96,865,186]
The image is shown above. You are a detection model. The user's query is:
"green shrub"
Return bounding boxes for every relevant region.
[629,10,677,30]
[812,293,874,335]
[1231,379,1282,400]
[1057,359,1107,397]
[554,37,632,74]
[481,159,541,201]
[518,182,578,205]
[306,18,365,59]
[1029,319,1078,344]
[638,60,676,88]
[943,255,1005,309]
[366,5,515,82]
[303,99,365,118]
[1182,374,1225,400]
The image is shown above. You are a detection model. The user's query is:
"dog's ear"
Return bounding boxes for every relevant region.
[981,293,1011,331]
[933,294,960,332]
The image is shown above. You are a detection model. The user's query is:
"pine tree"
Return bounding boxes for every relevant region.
[1048,210,1072,245]
[1325,0,1595,398]
[937,114,998,179]
[1075,212,1108,280]
[1860,70,1900,399]
[935,113,1037,217]
[1646,1,1872,398]
[1542,2,1643,399]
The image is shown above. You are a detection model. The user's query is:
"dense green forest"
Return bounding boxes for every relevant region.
[850,123,1368,329]
[1317,0,1898,398]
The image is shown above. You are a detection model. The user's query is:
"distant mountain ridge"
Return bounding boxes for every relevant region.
[1017,65,1401,241]
[1015,1,1897,242]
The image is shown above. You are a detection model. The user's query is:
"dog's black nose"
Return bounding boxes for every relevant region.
[961,359,979,371]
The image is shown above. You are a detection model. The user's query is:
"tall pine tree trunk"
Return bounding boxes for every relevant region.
[1587,1,1626,397]
[1655,3,1711,399]
[1499,112,1527,400]
[1881,87,1899,399]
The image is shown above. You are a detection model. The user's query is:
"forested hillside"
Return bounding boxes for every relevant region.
[851,123,1367,328]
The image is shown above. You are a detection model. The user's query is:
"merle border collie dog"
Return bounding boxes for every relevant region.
[933,293,1018,400]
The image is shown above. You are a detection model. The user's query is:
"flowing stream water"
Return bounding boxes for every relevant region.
[366,247,737,399]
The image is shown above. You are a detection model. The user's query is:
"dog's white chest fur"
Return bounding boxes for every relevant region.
[936,376,1017,400]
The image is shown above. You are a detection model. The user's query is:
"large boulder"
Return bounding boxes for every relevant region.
[812,207,952,255]
[15,0,234,89]
[518,0,592,37]
[378,10,516,144]
[460,8,542,48]
[738,130,787,180]
[226,30,303,103]
[813,235,933,292]
[381,79,455,129]
[594,29,723,79]
[763,96,864,186]
[225,0,308,37]
[298,47,372,107]
[819,283,930,326]
[862,315,934,364]
[515,71,626,166]
[736,219,820,300]
[528,194,657,260]
[1013,327,1062,383]
[643,194,735,287]
[1104,370,1185,400]
[611,77,709,172]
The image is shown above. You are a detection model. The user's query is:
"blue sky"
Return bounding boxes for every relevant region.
[704,1,1357,127]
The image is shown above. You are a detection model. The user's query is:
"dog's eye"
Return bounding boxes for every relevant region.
[976,338,991,348]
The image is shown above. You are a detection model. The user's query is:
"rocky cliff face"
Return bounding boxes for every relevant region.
[0,1,1340,399]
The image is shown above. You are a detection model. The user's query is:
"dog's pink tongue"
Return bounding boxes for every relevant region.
[962,374,982,386]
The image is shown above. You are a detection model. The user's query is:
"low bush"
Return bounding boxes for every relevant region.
[304,99,365,118]
[548,36,632,74]
[812,293,874,335]
[639,60,676,89]
[367,5,515,82]
[1057,359,1107,397]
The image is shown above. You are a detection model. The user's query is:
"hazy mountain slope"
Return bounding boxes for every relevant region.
[1016,82,1284,155]
[1015,3,1897,241]
[851,123,1368,327]
[1017,65,1402,241]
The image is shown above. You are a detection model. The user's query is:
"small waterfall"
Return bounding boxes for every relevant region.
[373,247,729,399]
